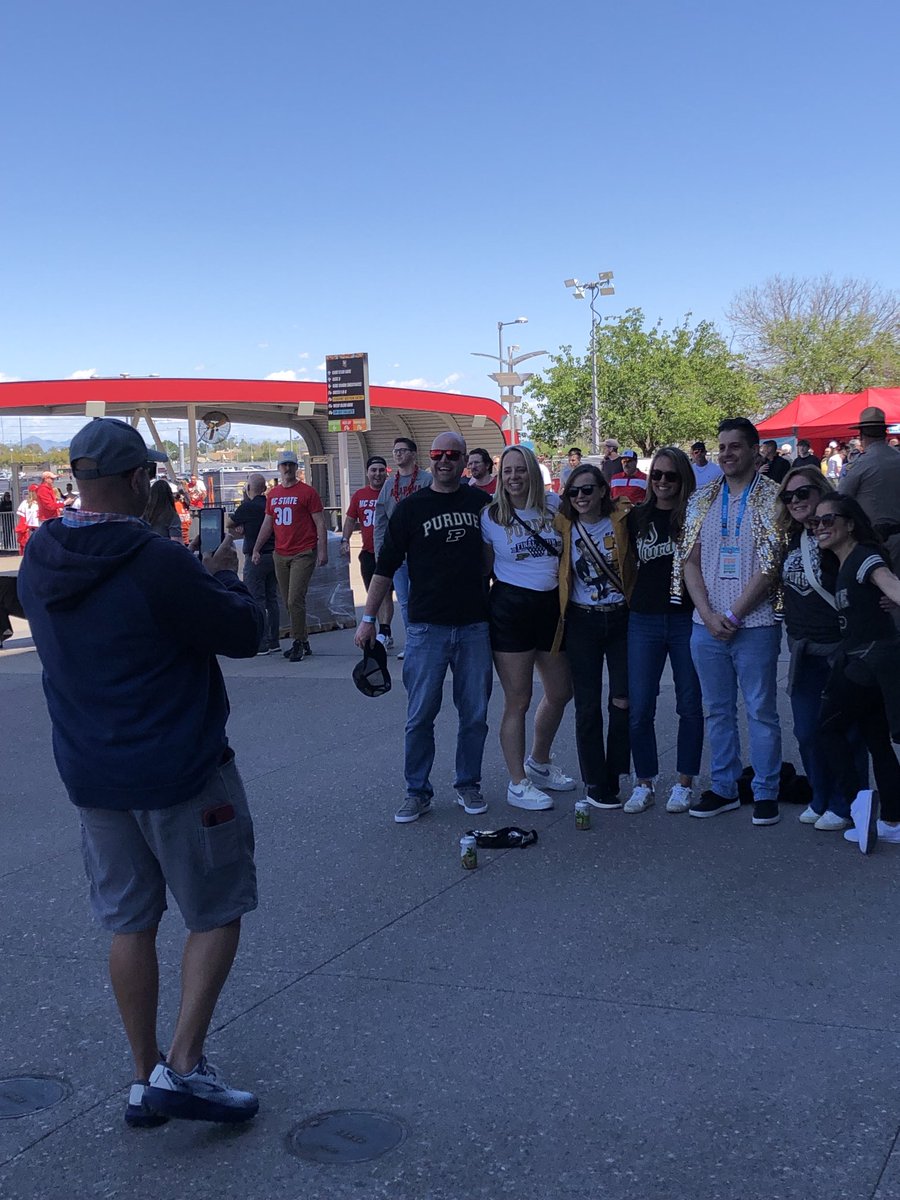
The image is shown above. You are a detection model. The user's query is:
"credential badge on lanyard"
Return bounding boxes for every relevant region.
[719,482,751,581]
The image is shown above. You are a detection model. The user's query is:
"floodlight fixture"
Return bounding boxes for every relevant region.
[564,278,578,289]
[600,286,615,296]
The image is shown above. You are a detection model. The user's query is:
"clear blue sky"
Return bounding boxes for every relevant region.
[2,0,898,442]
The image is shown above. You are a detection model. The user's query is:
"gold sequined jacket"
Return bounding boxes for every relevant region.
[670,472,786,605]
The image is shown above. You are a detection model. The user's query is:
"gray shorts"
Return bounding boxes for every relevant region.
[78,757,258,934]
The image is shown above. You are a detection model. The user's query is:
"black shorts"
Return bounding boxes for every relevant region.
[489,580,560,654]
[359,549,377,591]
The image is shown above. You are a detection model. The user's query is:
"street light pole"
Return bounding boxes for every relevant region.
[564,273,615,454]
[472,335,548,446]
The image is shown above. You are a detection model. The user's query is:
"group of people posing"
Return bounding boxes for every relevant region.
[355,415,900,854]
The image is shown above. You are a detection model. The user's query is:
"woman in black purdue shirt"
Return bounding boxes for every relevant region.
[815,494,900,852]
[775,468,865,831]
[622,447,702,815]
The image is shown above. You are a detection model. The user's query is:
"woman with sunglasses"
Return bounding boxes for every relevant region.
[775,468,866,830]
[551,463,634,809]
[481,445,575,811]
[621,447,702,814]
[814,494,900,851]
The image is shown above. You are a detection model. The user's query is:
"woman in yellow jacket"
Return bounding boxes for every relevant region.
[553,464,634,809]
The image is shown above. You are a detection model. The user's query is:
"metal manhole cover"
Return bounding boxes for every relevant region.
[289,1109,407,1164]
[0,1076,70,1119]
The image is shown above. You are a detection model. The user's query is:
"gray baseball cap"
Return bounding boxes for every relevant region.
[69,418,167,480]
[277,451,299,465]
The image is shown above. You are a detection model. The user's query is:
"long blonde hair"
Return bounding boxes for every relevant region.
[487,445,553,526]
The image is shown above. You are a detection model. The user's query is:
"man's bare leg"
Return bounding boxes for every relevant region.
[166,919,241,1075]
[109,928,162,1080]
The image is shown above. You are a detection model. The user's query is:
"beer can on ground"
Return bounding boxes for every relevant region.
[575,800,591,830]
[460,834,477,869]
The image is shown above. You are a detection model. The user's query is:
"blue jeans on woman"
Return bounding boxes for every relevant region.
[790,650,865,819]
[628,610,703,780]
[402,621,493,801]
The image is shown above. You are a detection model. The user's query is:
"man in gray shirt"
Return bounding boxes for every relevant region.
[839,405,900,562]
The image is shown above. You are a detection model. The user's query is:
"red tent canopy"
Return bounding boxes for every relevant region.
[755,393,855,438]
[803,388,900,440]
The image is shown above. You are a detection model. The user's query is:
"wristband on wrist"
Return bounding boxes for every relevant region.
[362,614,376,624]
[725,609,743,628]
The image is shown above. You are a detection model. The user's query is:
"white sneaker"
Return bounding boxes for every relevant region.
[666,784,692,813]
[145,1057,258,1123]
[813,811,852,832]
[507,779,554,811]
[845,819,900,845]
[848,789,879,854]
[524,755,576,791]
[798,805,820,825]
[624,785,654,814]
[376,633,395,652]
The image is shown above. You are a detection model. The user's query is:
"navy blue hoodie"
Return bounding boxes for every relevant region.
[19,519,262,810]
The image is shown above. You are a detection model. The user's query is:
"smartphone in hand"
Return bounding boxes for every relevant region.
[198,507,225,558]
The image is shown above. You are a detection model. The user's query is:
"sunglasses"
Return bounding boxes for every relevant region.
[783,484,815,503]
[429,449,463,462]
[567,484,599,497]
[650,469,679,483]
[809,513,843,529]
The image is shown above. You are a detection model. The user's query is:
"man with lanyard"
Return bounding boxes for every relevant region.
[228,472,280,655]
[341,456,394,648]
[674,417,784,825]
[374,437,432,657]
[251,451,328,663]
[466,447,498,496]
[355,432,492,825]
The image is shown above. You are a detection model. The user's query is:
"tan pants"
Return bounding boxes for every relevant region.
[274,550,316,640]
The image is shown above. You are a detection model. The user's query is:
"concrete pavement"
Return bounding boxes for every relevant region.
[1,583,900,1199]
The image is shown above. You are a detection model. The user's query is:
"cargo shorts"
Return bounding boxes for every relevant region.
[78,756,258,934]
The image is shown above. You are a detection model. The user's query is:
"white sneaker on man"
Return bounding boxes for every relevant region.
[624,785,654,814]
[507,780,554,811]
[814,811,852,832]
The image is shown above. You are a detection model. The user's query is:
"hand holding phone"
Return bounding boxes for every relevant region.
[202,532,238,575]
[198,506,225,557]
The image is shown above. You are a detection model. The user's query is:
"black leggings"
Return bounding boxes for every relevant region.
[564,604,630,800]
[820,669,900,822]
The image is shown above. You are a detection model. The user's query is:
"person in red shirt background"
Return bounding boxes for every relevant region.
[35,471,62,522]
[609,450,648,505]
[466,447,498,496]
[251,451,327,662]
[340,456,395,648]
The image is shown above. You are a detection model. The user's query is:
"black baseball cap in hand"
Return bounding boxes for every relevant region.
[352,640,392,697]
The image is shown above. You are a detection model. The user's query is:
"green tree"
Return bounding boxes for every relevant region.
[522,308,756,455]
[727,274,900,413]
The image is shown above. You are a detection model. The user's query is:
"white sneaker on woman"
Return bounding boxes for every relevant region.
[507,780,554,811]
[666,784,692,813]
[624,785,654,814]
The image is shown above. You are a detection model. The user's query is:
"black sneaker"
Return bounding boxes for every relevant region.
[689,790,741,818]
[287,640,305,662]
[125,1080,169,1129]
[583,787,622,810]
[256,645,270,656]
[752,800,781,826]
[301,640,312,656]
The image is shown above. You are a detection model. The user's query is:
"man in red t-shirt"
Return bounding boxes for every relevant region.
[251,451,327,662]
[340,456,394,647]
[609,450,648,505]
[466,447,498,496]
[35,471,62,522]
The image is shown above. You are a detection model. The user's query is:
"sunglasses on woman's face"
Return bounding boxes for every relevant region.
[809,512,842,529]
[567,484,598,497]
[429,448,463,462]
[783,485,815,503]
[650,469,679,483]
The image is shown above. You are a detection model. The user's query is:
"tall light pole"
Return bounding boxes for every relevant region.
[564,273,615,453]
[472,318,547,444]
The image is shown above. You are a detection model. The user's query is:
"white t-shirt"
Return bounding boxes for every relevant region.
[692,460,723,487]
[570,517,625,607]
[539,462,552,488]
[482,501,562,591]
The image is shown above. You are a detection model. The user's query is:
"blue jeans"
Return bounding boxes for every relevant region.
[790,651,866,819]
[402,622,493,800]
[394,563,410,629]
[628,611,703,780]
[690,623,782,800]
[243,552,280,648]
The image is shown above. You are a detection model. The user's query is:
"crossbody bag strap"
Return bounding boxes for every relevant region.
[573,518,625,595]
[517,516,561,557]
[799,531,837,611]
